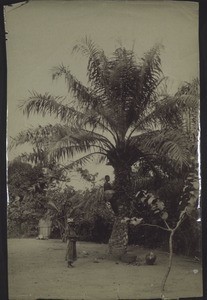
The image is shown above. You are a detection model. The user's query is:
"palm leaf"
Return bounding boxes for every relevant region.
[59,152,107,170]
[72,36,110,95]
[127,78,199,137]
[9,125,52,149]
[72,39,164,129]
[16,152,45,165]
[52,64,100,108]
[19,91,119,143]
[130,130,191,170]
[19,91,91,124]
[135,44,164,112]
[47,200,60,212]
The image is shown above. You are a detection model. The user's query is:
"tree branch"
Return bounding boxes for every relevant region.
[139,223,170,232]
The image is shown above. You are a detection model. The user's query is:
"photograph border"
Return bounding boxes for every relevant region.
[0,1,206,299]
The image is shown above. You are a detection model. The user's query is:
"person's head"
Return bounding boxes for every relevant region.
[105,175,110,182]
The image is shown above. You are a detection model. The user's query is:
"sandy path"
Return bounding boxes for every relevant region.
[8,239,202,299]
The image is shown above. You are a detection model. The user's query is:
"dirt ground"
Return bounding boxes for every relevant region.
[8,239,202,300]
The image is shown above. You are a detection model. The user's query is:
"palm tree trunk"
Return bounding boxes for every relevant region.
[108,216,128,259]
[108,163,132,259]
[113,163,132,214]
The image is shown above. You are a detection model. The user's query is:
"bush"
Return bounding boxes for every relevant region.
[7,220,38,238]
[173,217,201,257]
[7,220,22,238]
[128,225,169,249]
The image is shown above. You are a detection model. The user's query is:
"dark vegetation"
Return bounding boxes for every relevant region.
[7,159,201,258]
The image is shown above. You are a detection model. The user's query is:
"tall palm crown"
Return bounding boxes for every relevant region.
[13,38,198,215]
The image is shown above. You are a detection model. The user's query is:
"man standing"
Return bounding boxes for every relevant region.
[65,218,78,268]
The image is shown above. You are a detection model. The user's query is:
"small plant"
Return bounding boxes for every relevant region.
[121,169,199,297]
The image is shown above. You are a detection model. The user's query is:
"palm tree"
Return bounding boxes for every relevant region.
[11,38,199,258]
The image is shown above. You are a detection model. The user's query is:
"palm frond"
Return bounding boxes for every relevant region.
[132,96,183,131]
[10,123,113,168]
[136,44,164,112]
[11,122,112,148]
[48,126,112,151]
[130,130,191,170]
[39,125,110,162]
[72,36,100,58]
[52,41,166,140]
[19,91,85,124]
[127,78,199,137]
[72,39,164,130]
[9,125,52,149]
[19,91,120,144]
[72,36,110,95]
[52,64,99,108]
[60,152,107,170]
[47,200,60,212]
[93,106,122,140]
[16,152,46,165]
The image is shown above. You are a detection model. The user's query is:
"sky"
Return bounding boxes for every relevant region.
[5,0,199,186]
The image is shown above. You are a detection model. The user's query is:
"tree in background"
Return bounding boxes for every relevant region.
[8,160,47,236]
[7,157,67,237]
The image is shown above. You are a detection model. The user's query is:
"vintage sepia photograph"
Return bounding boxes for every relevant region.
[5,0,202,299]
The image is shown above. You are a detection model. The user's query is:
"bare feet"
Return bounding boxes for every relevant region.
[67,262,74,268]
